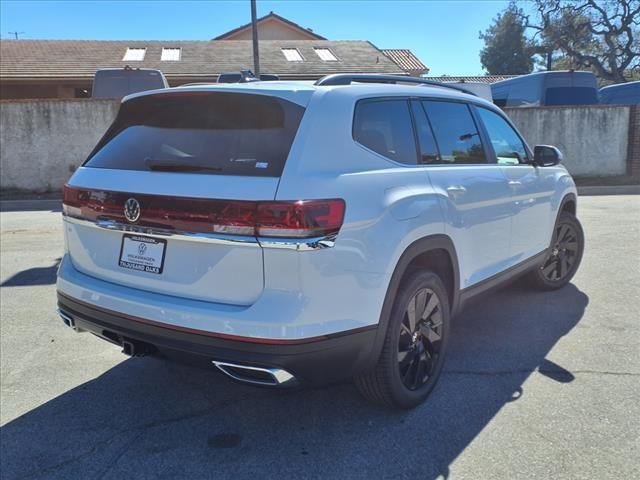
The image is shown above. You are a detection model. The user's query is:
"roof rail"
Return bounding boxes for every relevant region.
[314,74,478,96]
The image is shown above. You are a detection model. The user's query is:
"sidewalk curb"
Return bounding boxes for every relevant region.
[0,199,62,212]
[577,185,640,196]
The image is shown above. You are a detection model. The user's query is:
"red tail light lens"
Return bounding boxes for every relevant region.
[211,201,256,236]
[63,186,345,239]
[257,199,345,238]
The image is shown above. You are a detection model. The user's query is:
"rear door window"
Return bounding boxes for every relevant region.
[410,100,440,164]
[353,99,417,165]
[84,92,305,177]
[421,101,487,164]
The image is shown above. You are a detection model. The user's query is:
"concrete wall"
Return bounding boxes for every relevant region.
[0,100,636,194]
[1,99,119,192]
[505,106,630,177]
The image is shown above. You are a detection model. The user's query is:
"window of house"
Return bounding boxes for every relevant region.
[281,48,303,62]
[421,101,487,164]
[353,99,417,165]
[122,48,146,61]
[161,48,181,61]
[314,48,337,61]
[476,107,528,165]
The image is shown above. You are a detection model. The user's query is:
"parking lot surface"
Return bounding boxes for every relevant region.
[1,195,639,479]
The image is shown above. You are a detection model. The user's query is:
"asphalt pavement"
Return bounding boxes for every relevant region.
[1,195,638,479]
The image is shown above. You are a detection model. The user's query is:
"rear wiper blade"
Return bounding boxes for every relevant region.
[144,159,222,172]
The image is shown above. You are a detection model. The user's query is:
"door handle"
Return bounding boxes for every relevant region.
[446,185,467,198]
[508,180,522,188]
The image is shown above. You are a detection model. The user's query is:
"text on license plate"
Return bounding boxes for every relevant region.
[118,234,167,274]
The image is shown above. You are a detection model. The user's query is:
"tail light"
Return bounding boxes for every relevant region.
[256,200,345,238]
[63,185,345,239]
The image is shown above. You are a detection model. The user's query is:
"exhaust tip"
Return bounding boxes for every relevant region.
[58,309,77,331]
[121,338,157,357]
[212,361,296,387]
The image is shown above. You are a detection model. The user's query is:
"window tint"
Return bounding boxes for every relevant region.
[422,101,486,164]
[477,107,528,165]
[410,100,440,164]
[85,92,305,177]
[353,100,417,165]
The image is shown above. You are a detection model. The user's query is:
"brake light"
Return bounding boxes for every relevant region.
[62,186,345,239]
[257,200,345,238]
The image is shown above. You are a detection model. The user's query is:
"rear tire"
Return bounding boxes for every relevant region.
[527,211,584,291]
[355,270,450,409]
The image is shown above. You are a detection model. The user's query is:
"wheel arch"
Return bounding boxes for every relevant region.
[365,234,460,369]
[559,192,577,216]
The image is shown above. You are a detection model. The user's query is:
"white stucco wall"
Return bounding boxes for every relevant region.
[0,100,634,193]
[0,99,120,192]
[505,106,630,177]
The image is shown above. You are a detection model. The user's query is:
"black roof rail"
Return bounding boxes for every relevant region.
[314,74,477,96]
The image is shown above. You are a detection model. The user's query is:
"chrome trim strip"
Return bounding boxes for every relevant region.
[257,234,336,251]
[62,214,337,250]
[62,214,259,247]
[212,361,296,386]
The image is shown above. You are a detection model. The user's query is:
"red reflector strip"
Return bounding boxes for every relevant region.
[63,185,345,239]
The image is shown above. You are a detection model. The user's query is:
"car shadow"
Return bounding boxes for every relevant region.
[1,258,61,287]
[0,281,588,479]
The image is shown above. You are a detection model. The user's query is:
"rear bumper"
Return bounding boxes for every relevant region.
[57,292,378,386]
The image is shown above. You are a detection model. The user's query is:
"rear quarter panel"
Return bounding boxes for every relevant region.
[273,89,447,333]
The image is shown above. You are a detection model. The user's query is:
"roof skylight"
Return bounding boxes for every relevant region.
[282,48,303,62]
[122,47,146,61]
[161,48,181,61]
[314,48,337,61]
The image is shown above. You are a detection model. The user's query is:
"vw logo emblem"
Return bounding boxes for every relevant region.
[124,198,141,223]
[138,243,147,256]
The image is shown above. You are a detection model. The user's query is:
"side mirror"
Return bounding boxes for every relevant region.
[533,145,563,167]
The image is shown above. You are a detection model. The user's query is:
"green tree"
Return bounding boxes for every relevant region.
[480,3,536,74]
[524,0,640,83]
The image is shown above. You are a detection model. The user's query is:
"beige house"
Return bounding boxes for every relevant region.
[214,11,327,41]
[0,12,428,99]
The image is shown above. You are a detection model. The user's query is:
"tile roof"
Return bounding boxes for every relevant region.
[213,11,326,40]
[380,49,428,74]
[423,75,519,84]
[0,39,404,80]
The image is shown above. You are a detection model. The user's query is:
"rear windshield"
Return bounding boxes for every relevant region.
[545,87,598,105]
[84,92,305,177]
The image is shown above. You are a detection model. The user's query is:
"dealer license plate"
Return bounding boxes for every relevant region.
[118,234,167,274]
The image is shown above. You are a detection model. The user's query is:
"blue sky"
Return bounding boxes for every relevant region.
[0,0,512,76]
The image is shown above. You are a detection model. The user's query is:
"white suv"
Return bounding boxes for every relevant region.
[57,74,584,408]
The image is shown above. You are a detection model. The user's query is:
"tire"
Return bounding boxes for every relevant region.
[354,270,450,409]
[527,211,584,291]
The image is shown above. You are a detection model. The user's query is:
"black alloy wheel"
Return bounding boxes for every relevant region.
[528,211,584,291]
[354,270,450,409]
[397,288,443,390]
[540,222,580,282]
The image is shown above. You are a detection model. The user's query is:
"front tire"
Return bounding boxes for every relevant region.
[528,211,584,291]
[355,270,450,409]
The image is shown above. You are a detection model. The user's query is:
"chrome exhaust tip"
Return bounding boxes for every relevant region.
[212,361,296,387]
[58,309,77,331]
